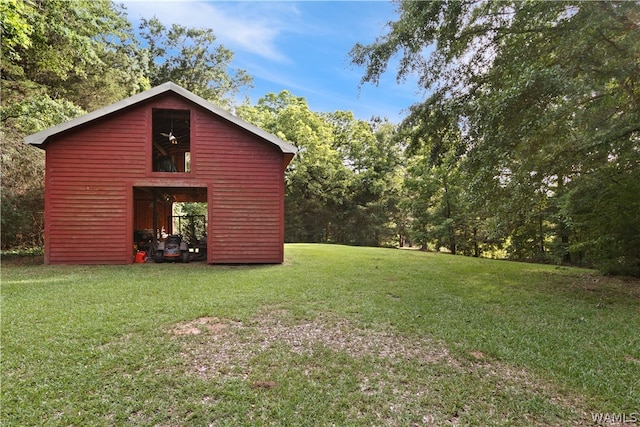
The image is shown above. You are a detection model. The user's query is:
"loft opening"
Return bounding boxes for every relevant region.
[152,108,191,173]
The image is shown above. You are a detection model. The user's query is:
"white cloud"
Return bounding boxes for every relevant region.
[120,1,419,121]
[122,0,295,62]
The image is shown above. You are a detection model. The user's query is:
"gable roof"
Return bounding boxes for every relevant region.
[24,82,298,155]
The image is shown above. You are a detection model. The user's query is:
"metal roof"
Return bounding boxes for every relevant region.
[24,82,298,154]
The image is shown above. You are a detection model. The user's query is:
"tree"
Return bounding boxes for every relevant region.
[0,2,256,250]
[138,17,252,107]
[400,95,482,256]
[351,1,640,274]
[238,91,350,242]
[1,0,148,111]
[561,156,640,276]
[1,0,147,249]
[325,113,404,246]
[238,92,405,246]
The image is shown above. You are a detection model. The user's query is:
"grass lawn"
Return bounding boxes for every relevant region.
[2,244,639,426]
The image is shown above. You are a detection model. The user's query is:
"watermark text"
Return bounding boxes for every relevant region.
[590,412,638,425]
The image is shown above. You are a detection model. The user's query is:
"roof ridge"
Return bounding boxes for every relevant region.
[24,82,298,154]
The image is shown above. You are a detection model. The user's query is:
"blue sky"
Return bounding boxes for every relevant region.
[122,1,423,122]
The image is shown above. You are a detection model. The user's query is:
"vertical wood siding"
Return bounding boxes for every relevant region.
[44,94,287,264]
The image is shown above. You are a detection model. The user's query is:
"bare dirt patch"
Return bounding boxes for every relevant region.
[171,317,234,336]
[172,311,455,381]
[168,309,609,426]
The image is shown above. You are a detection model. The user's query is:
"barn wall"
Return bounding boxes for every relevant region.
[44,93,287,264]
[195,109,285,263]
[44,104,147,264]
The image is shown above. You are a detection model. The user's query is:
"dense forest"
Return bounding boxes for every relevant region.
[2,0,639,275]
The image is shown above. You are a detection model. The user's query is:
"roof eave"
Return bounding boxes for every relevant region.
[24,82,298,155]
[24,83,174,147]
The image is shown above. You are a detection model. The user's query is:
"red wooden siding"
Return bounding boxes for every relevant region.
[42,92,288,264]
[44,104,146,264]
[195,108,285,263]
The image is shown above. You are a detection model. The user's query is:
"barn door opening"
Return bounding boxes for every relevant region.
[133,186,207,262]
[172,202,208,260]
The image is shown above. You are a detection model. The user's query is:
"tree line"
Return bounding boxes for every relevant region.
[2,0,638,276]
[351,0,639,275]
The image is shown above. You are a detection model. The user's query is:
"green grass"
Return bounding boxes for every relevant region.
[2,244,639,426]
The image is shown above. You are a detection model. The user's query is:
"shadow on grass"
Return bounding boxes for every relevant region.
[1,255,44,266]
[535,270,640,305]
[0,255,287,271]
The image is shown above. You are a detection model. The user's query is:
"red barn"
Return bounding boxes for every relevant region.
[25,82,297,264]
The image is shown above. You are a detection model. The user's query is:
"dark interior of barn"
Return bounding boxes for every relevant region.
[133,186,207,262]
[152,108,191,173]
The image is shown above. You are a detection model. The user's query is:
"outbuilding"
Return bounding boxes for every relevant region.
[25,82,297,264]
